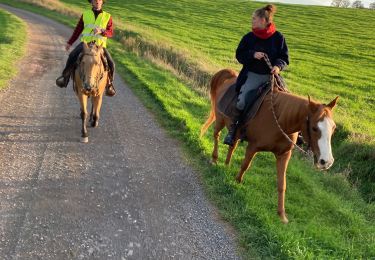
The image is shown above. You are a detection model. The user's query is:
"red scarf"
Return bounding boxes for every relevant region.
[252,23,276,39]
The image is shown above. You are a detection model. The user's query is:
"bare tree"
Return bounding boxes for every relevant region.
[369,2,375,9]
[341,0,351,7]
[331,0,342,6]
[351,0,364,8]
[331,0,351,7]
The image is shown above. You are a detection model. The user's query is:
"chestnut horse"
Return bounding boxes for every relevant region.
[73,42,108,143]
[201,69,338,223]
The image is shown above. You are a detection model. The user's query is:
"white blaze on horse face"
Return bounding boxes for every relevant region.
[316,117,335,170]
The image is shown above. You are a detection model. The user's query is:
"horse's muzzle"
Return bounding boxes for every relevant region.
[315,157,334,171]
[84,82,92,91]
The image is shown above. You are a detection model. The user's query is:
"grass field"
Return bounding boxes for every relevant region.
[0,8,26,90]
[40,0,375,203]
[0,0,374,258]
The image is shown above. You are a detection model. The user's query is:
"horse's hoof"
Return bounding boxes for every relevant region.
[281,217,289,224]
[279,214,289,224]
[80,137,89,143]
[235,175,243,183]
[210,159,217,165]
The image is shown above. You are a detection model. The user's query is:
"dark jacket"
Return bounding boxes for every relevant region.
[235,31,289,90]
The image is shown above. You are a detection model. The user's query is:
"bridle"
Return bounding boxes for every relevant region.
[77,48,105,93]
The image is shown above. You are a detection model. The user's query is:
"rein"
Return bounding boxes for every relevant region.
[263,54,312,157]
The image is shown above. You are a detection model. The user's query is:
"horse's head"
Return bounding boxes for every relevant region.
[79,42,104,93]
[301,96,339,170]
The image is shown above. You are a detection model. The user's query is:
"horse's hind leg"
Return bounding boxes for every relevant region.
[275,150,292,224]
[211,119,225,164]
[236,144,257,183]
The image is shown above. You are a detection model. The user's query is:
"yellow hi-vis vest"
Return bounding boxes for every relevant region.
[81,10,111,48]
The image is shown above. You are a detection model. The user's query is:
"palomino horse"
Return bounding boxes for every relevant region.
[73,42,108,143]
[201,69,338,223]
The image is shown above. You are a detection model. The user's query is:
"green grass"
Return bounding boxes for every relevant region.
[1,0,374,258]
[68,0,375,135]
[0,8,26,90]
[110,41,375,259]
[48,0,375,202]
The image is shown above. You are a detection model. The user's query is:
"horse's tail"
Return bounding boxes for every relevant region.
[200,69,237,137]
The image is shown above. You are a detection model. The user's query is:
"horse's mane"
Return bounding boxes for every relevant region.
[272,91,312,128]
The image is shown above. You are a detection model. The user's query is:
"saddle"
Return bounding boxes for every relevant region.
[218,74,288,124]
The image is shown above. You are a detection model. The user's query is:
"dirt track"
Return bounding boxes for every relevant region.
[0,5,240,259]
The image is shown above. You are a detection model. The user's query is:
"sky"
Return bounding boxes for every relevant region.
[257,0,372,7]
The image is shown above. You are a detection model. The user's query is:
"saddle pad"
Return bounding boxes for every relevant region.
[217,82,272,123]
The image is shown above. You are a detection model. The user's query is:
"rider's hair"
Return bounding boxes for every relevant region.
[87,0,106,3]
[254,4,276,24]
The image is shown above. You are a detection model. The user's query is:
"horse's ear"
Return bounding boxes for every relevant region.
[326,96,339,110]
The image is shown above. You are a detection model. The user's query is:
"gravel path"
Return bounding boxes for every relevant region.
[0,5,240,260]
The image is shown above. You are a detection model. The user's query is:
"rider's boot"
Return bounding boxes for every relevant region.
[296,132,304,145]
[56,70,70,88]
[224,108,243,146]
[105,72,116,97]
[56,43,82,88]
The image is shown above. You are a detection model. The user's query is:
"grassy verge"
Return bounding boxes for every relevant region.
[0,7,26,90]
[112,45,375,259]
[1,1,374,258]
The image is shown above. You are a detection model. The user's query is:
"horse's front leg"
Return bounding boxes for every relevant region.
[236,144,257,183]
[225,138,239,165]
[275,150,292,224]
[91,94,103,128]
[79,94,89,143]
[89,100,94,123]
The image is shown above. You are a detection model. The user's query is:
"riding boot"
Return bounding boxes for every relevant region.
[56,43,83,88]
[105,73,116,97]
[296,132,304,146]
[224,108,243,146]
[56,69,71,88]
[103,48,116,97]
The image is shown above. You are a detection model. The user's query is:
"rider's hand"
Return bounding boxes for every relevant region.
[271,66,280,75]
[94,27,103,35]
[65,43,72,52]
[254,52,265,60]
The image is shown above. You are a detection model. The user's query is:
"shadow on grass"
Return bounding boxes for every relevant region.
[332,123,375,203]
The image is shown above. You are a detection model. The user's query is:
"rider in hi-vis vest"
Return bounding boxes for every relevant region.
[56,0,116,97]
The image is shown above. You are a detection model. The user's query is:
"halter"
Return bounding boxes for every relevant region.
[77,47,105,94]
[263,54,312,157]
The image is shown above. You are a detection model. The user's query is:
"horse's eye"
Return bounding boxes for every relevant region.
[312,127,318,132]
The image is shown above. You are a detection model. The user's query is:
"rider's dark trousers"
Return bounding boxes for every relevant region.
[62,42,83,77]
